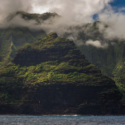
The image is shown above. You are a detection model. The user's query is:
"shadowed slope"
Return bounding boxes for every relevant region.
[0,33,122,115]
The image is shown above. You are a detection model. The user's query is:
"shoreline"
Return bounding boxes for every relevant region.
[0,114,125,116]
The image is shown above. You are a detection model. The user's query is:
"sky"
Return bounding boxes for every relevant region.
[109,0,125,13]
[110,0,125,7]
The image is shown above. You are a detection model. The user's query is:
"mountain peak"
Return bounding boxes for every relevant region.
[7,11,60,22]
[0,32,122,115]
[47,32,58,39]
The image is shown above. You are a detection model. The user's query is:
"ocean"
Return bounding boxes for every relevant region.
[0,115,125,125]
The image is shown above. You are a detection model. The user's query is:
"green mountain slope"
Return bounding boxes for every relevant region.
[77,22,125,102]
[0,33,122,115]
[0,28,46,68]
[0,12,59,69]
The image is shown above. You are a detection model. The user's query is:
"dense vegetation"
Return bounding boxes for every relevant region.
[0,11,59,69]
[77,22,125,103]
[0,32,122,115]
[0,27,46,68]
[0,12,124,114]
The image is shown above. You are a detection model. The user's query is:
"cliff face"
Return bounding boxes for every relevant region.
[0,33,122,115]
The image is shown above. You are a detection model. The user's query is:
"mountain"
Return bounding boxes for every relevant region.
[0,11,61,68]
[0,27,46,68]
[0,33,122,115]
[76,22,125,102]
[0,11,61,69]
[7,11,59,23]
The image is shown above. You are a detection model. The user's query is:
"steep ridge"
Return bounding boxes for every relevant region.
[0,11,59,69]
[0,28,46,68]
[0,33,122,115]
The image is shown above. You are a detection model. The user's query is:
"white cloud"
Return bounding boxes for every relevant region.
[98,8,125,40]
[0,0,125,47]
[86,40,108,48]
[0,0,112,23]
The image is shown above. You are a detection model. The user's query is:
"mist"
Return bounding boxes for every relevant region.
[98,8,125,40]
[86,40,108,48]
[0,0,125,48]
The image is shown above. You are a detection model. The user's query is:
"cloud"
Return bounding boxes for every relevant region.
[0,0,32,21]
[0,0,125,48]
[32,0,112,23]
[0,0,112,23]
[86,40,108,48]
[98,8,125,40]
[0,15,41,30]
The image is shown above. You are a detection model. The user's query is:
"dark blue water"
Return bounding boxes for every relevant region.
[0,115,125,125]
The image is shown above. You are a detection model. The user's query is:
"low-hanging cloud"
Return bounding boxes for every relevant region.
[32,0,112,23]
[0,0,125,48]
[0,0,112,24]
[0,0,32,22]
[86,40,108,48]
[98,8,125,40]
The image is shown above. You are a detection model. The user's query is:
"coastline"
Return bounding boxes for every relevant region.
[0,103,125,116]
[0,114,125,116]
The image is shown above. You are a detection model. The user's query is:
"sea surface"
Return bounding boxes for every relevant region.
[0,115,125,125]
